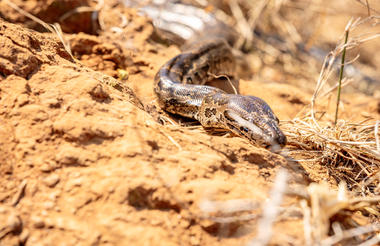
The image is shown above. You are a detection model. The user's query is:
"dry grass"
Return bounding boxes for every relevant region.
[281,15,380,196]
[247,169,288,246]
[283,117,380,194]
[300,182,380,245]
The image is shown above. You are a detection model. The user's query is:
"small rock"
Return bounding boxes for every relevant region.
[43,174,60,187]
[89,83,110,101]
[7,213,22,232]
[45,98,61,108]
[0,206,22,234]
[19,229,29,244]
[39,163,54,172]
[150,219,161,226]
[43,201,55,210]
[190,235,200,246]
[32,217,45,229]
[16,94,29,107]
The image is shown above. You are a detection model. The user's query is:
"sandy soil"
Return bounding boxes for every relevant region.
[0,1,379,245]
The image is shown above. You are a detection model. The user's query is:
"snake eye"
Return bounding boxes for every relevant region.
[239,126,249,133]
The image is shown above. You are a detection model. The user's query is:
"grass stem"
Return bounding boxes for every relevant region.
[334,28,349,126]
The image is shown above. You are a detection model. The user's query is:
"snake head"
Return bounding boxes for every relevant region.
[223,95,287,150]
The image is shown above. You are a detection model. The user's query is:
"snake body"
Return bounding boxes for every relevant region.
[151,4,287,148]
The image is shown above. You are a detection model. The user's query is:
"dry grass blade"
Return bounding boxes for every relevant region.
[301,200,312,246]
[59,0,104,22]
[334,21,350,126]
[199,198,259,223]
[375,121,380,153]
[355,0,380,15]
[322,224,380,246]
[208,72,238,95]
[228,1,253,49]
[247,169,288,246]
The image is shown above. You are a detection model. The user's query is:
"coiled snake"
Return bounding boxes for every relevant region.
[149,4,287,149]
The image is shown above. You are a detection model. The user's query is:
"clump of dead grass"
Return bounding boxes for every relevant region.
[299,181,380,245]
[281,16,380,196]
[283,117,380,195]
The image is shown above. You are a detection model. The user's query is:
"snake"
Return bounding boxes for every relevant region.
[147,3,287,149]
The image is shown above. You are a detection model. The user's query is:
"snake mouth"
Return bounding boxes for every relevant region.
[224,110,286,148]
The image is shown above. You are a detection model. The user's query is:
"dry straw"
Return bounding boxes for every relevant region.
[283,15,380,195]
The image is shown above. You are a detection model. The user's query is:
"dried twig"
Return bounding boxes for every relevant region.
[321,224,380,245]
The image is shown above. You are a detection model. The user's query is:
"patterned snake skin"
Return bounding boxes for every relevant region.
[150,4,287,149]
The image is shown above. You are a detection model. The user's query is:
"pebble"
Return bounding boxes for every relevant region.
[19,229,29,244]
[43,174,60,187]
[43,201,55,210]
[190,235,200,246]
[89,83,110,100]
[16,94,29,107]
[32,217,45,229]
[7,213,22,232]
[39,163,54,172]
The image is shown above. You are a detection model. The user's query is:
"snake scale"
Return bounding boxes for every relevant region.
[148,3,287,149]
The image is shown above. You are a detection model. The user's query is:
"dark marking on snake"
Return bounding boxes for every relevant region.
[205,108,217,118]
